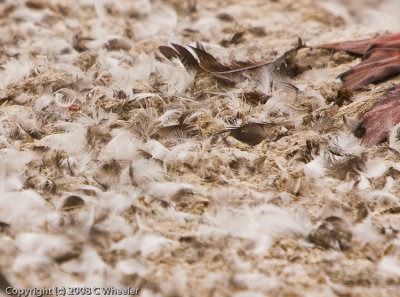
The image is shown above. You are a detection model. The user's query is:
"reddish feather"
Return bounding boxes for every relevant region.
[322,33,400,146]
[355,84,400,146]
[338,54,400,91]
[322,32,400,90]
[321,32,400,56]
[363,48,400,63]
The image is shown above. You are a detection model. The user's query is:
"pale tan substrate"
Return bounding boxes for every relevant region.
[0,0,400,296]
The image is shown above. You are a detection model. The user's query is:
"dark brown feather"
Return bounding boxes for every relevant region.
[329,155,365,180]
[170,43,199,68]
[220,122,280,145]
[307,216,352,251]
[230,31,246,44]
[188,46,231,72]
[62,195,85,211]
[151,124,201,140]
[159,41,303,88]
[159,46,180,60]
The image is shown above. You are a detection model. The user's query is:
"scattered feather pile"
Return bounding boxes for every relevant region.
[0,0,399,296]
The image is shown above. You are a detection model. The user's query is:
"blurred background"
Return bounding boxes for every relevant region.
[316,0,400,32]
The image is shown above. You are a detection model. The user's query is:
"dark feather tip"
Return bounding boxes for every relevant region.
[159,46,179,60]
